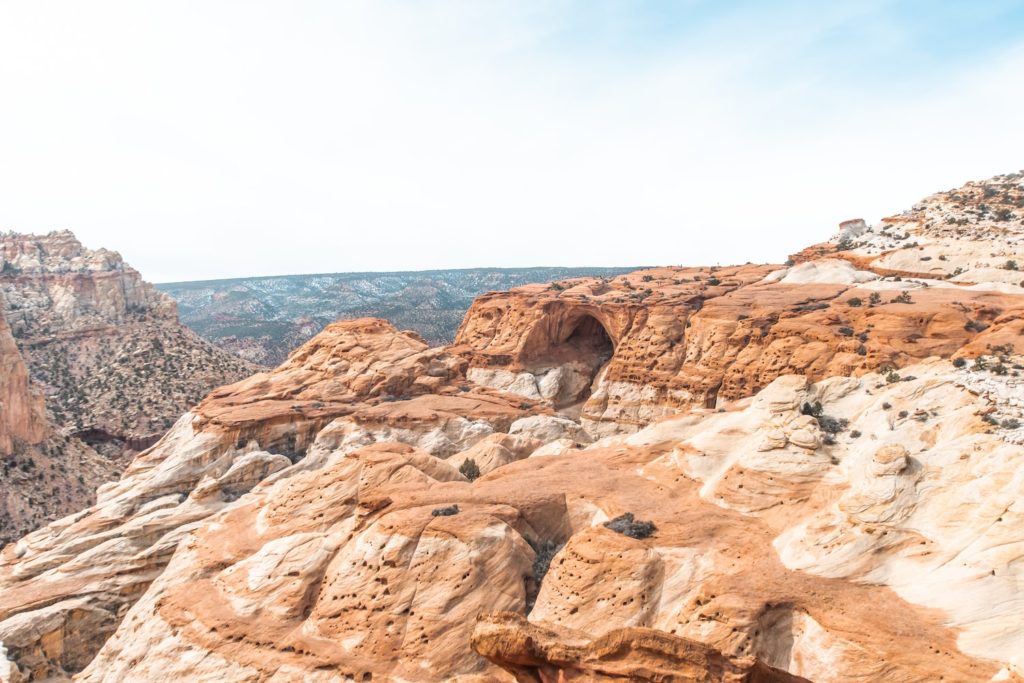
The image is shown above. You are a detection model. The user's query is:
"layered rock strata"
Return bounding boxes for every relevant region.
[0,230,258,457]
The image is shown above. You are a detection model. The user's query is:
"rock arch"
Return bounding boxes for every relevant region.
[518,311,617,411]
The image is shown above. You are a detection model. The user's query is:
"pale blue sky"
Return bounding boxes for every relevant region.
[1,1,1022,281]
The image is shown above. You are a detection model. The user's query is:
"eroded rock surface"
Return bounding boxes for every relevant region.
[4,173,1024,681]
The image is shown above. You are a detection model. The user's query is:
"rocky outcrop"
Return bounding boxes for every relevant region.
[471,612,809,682]
[0,231,258,457]
[0,319,537,681]
[8,355,1001,682]
[0,308,46,455]
[5,173,1024,682]
[455,179,1024,435]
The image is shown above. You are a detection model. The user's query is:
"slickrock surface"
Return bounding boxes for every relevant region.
[4,173,1024,682]
[0,230,258,457]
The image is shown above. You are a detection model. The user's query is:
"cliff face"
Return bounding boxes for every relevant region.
[0,231,259,455]
[0,307,116,546]
[455,188,1024,435]
[4,174,1024,682]
[0,308,46,455]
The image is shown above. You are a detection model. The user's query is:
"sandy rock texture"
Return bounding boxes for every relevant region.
[0,319,536,681]
[47,361,1017,683]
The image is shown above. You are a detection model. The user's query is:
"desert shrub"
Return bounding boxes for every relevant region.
[847,297,863,307]
[1004,260,1019,271]
[604,512,656,539]
[898,410,909,419]
[886,370,902,384]
[817,415,849,434]
[459,458,481,482]
[801,401,823,417]
[431,505,459,517]
[801,401,847,434]
[891,291,913,304]
[838,326,854,337]
[965,319,988,333]
[1002,418,1022,429]
[952,357,967,368]
[531,540,563,584]
[707,277,721,286]
[869,292,882,305]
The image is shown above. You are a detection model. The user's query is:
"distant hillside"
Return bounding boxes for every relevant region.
[157,267,637,365]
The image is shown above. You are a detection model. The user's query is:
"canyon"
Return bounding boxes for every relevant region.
[2,171,1024,681]
[0,231,257,543]
[158,267,636,366]
[0,230,258,456]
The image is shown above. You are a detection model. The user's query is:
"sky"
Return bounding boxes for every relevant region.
[1,1,1023,282]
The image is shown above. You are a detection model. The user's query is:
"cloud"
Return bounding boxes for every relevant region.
[0,1,1022,281]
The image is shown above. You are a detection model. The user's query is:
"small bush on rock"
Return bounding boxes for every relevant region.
[459,458,481,482]
[891,291,913,304]
[431,505,459,517]
[604,512,656,539]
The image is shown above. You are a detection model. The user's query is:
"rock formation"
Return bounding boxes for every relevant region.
[158,267,635,366]
[455,171,1024,436]
[4,173,1024,681]
[0,307,115,546]
[0,306,46,455]
[0,230,258,457]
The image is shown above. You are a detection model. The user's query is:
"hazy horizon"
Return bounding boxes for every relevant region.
[2,1,1023,282]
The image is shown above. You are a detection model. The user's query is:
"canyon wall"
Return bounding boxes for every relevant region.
[0,307,46,456]
[0,231,259,457]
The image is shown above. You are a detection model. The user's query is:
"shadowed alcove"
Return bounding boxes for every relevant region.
[520,312,616,409]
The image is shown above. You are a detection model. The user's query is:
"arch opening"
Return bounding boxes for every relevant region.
[523,314,615,413]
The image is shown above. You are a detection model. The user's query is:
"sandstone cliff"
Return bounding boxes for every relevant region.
[3,174,1024,682]
[0,307,118,546]
[0,231,259,457]
[0,307,46,455]
[454,174,1024,435]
